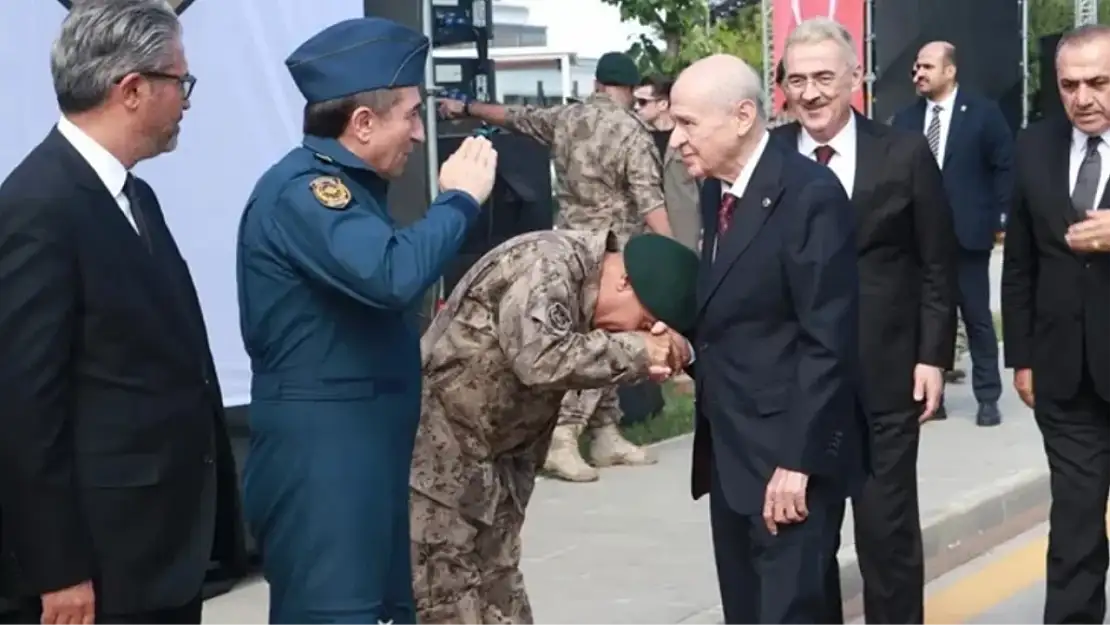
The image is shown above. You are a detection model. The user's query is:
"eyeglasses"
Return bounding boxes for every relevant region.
[144,71,196,99]
[783,71,840,93]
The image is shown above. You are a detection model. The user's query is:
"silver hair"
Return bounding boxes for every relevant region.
[1057,23,1110,58]
[783,17,859,70]
[51,0,181,113]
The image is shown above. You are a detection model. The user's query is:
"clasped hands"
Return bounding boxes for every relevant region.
[639,321,690,382]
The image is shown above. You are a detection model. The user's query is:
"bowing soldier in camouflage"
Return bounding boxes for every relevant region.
[439,51,674,482]
[411,231,698,623]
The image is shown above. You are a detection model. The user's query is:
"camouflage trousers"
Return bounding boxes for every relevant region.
[954,309,969,361]
[556,385,622,429]
[411,490,533,624]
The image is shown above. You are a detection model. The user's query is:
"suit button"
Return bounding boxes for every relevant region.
[203,456,214,465]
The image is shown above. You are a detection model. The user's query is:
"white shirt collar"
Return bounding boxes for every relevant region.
[725,130,771,198]
[1071,127,1110,152]
[928,86,958,111]
[56,116,129,198]
[797,112,856,161]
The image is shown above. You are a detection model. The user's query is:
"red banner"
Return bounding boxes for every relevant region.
[771,0,867,114]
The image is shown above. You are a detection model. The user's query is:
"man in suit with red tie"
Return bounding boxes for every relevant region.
[1003,25,1110,623]
[771,17,958,624]
[670,53,870,623]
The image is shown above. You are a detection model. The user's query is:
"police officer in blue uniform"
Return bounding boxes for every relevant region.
[235,17,498,624]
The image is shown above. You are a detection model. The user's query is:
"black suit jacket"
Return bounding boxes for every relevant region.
[771,114,958,414]
[689,137,870,514]
[892,89,1015,251]
[0,129,246,612]
[1001,118,1110,401]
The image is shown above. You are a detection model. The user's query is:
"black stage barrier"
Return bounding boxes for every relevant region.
[872,0,1022,132]
[1037,33,1067,122]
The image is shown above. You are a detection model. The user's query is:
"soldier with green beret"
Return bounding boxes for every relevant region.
[439,51,678,482]
[411,229,696,622]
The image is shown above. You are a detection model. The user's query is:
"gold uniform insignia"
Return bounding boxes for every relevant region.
[310,176,351,210]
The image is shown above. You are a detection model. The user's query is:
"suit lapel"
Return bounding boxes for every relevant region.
[943,91,967,168]
[50,129,191,346]
[852,114,883,218]
[697,144,784,313]
[908,100,927,133]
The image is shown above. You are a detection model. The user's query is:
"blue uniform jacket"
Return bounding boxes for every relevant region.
[235,134,478,623]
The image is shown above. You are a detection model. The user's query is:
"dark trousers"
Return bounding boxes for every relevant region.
[1038,365,1110,624]
[11,592,202,624]
[957,249,1002,403]
[709,467,844,623]
[849,404,924,623]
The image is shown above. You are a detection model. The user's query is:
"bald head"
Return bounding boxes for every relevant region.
[913,41,957,98]
[675,54,765,116]
[668,54,766,184]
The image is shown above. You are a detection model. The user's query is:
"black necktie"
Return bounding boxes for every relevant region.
[1072,136,1103,218]
[124,174,152,252]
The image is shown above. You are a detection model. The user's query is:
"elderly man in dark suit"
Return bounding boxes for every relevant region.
[0,2,245,624]
[772,17,958,625]
[893,41,1014,427]
[1003,24,1110,623]
[668,52,870,624]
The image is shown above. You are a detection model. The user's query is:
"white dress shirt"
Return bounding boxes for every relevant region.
[798,113,857,197]
[724,130,772,199]
[1068,127,1110,207]
[56,116,138,233]
[922,86,958,165]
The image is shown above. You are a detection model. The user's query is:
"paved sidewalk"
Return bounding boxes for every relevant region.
[205,251,1049,624]
[203,372,1044,624]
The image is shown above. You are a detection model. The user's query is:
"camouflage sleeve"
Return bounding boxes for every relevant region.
[502,105,566,146]
[624,128,667,217]
[497,256,651,391]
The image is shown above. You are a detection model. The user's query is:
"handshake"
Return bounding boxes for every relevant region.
[439,136,498,206]
[639,322,692,382]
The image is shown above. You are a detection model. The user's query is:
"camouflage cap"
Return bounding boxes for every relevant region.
[623,234,700,333]
[595,52,641,87]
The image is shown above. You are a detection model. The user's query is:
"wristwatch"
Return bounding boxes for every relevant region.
[462,99,472,116]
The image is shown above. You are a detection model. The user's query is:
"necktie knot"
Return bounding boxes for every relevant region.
[932,104,943,114]
[1087,135,1102,157]
[814,145,835,166]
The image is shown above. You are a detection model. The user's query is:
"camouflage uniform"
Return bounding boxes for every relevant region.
[411,230,654,623]
[502,93,666,481]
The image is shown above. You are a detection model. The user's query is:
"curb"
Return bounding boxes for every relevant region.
[678,467,1051,624]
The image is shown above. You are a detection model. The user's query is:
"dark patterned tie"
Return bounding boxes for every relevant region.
[926,104,943,157]
[124,174,152,252]
[814,145,835,166]
[1072,136,1103,217]
[717,192,737,236]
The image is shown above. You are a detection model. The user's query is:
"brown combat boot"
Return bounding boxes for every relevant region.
[589,424,657,467]
[543,424,599,482]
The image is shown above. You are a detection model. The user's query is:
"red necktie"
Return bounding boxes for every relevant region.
[814,145,835,166]
[718,192,737,235]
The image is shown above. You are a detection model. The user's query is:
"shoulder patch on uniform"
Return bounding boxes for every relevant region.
[545,302,573,334]
[309,176,351,210]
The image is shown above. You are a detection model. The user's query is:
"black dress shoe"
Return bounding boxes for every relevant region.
[944,369,968,384]
[930,403,948,421]
[976,402,1002,427]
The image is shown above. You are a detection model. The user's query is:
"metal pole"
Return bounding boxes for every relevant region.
[421,0,443,304]
[761,0,772,117]
[1020,0,1029,127]
[864,0,875,118]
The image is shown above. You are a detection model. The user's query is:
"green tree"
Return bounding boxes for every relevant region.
[598,0,764,77]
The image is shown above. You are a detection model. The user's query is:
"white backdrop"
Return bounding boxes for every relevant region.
[0,0,364,406]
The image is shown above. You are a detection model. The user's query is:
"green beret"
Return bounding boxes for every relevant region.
[595,52,641,87]
[624,234,700,333]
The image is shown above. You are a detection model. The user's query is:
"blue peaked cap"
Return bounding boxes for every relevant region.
[285,17,429,104]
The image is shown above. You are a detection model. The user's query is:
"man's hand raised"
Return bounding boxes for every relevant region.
[650,321,691,372]
[438,136,498,205]
[41,580,94,625]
